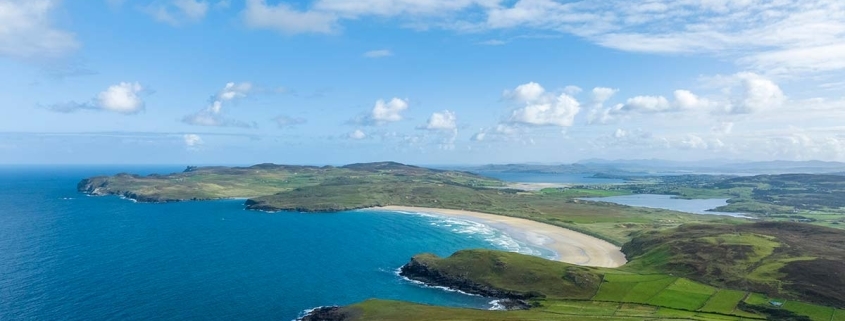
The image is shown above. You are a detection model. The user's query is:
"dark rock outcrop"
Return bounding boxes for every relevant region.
[399,256,536,310]
[297,306,357,321]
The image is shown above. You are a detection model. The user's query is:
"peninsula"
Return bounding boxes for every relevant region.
[78,162,845,321]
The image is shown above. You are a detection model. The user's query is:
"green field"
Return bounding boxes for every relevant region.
[783,301,835,321]
[330,299,771,321]
[700,290,748,314]
[390,249,845,321]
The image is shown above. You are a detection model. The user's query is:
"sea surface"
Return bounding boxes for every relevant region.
[581,194,748,217]
[473,171,624,184]
[0,166,551,321]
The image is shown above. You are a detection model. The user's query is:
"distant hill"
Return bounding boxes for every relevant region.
[464,159,845,175]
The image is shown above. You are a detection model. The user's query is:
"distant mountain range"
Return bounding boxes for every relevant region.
[461,159,845,175]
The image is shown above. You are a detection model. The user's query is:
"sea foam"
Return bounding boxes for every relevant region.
[395,211,556,260]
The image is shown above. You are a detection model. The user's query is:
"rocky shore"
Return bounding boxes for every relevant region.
[398,256,535,310]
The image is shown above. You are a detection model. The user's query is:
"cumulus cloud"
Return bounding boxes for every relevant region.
[420,110,457,130]
[418,110,458,150]
[353,98,409,125]
[504,82,581,127]
[673,90,712,110]
[586,87,619,124]
[363,49,393,58]
[620,95,672,113]
[727,72,786,114]
[348,129,366,140]
[182,82,257,128]
[45,82,147,114]
[97,82,146,113]
[0,0,79,59]
[273,115,307,128]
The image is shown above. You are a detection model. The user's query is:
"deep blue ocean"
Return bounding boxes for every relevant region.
[0,166,548,320]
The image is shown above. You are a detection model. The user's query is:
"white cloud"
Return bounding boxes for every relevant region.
[509,93,580,127]
[362,97,409,125]
[182,82,256,128]
[420,110,456,130]
[418,110,458,150]
[586,87,619,124]
[183,134,203,146]
[727,72,786,114]
[501,82,582,127]
[505,82,545,103]
[363,49,393,58]
[97,82,146,114]
[45,82,146,114]
[591,87,617,104]
[348,129,366,140]
[240,0,845,77]
[243,0,337,34]
[218,82,252,101]
[673,90,712,110]
[0,0,79,59]
[620,95,672,113]
[479,0,845,76]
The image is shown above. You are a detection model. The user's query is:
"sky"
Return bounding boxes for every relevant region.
[1,0,845,165]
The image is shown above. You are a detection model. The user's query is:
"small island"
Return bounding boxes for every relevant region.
[78,162,845,321]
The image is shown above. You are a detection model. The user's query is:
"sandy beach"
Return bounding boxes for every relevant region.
[373,206,627,268]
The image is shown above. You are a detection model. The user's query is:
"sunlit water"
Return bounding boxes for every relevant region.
[0,166,552,320]
[581,194,748,217]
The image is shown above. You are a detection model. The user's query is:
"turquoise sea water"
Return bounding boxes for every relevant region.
[0,167,550,320]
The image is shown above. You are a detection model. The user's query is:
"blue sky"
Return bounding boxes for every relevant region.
[1,0,844,165]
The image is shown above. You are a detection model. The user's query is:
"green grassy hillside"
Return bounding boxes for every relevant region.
[315,246,843,321]
[622,222,845,308]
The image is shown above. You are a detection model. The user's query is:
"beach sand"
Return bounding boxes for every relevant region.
[373,206,627,268]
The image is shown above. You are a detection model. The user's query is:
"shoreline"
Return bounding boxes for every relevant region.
[370,206,627,268]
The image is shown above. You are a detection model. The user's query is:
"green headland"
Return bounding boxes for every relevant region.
[78,162,845,321]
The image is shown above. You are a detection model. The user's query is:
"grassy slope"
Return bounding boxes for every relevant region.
[78,162,502,201]
[621,222,845,308]
[340,248,842,321]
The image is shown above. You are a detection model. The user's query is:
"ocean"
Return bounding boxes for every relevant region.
[0,166,550,320]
